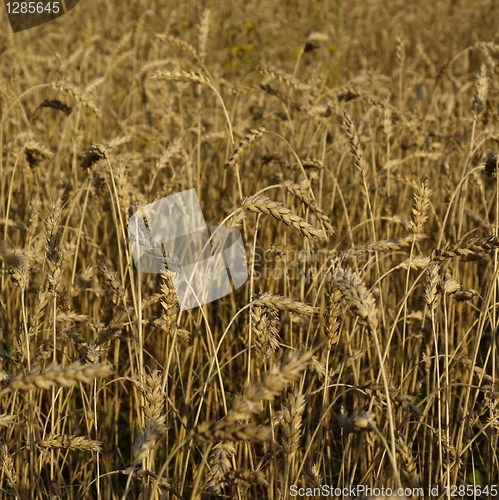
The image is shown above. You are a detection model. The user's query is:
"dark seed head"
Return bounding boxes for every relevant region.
[484,152,498,178]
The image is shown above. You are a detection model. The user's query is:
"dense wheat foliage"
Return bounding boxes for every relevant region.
[1,0,499,498]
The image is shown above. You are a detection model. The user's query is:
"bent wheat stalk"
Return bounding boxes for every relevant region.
[242,195,327,240]
[432,235,499,261]
[251,292,318,316]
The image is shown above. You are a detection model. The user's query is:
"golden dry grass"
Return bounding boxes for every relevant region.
[1,0,499,498]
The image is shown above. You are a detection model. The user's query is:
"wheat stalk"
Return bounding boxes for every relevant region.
[242,195,326,240]
[409,179,432,235]
[198,9,211,63]
[142,369,165,422]
[0,238,21,268]
[282,392,306,457]
[250,304,281,359]
[160,269,179,333]
[194,421,272,442]
[423,261,441,309]
[224,128,266,169]
[37,434,102,452]
[251,292,318,316]
[396,436,421,487]
[256,65,310,92]
[151,69,210,86]
[52,80,102,118]
[156,34,199,60]
[205,441,236,494]
[352,233,426,255]
[132,417,167,465]
[331,262,379,331]
[24,140,53,168]
[223,469,268,488]
[0,441,18,492]
[228,350,313,421]
[195,351,312,443]
[324,273,342,346]
[432,235,499,260]
[282,180,334,232]
[2,361,112,394]
[343,109,368,178]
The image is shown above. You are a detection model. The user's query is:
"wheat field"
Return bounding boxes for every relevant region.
[0,0,499,498]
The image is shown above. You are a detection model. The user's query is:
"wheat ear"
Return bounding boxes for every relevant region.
[242,195,326,240]
[2,361,112,395]
[432,235,499,261]
[251,292,318,316]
